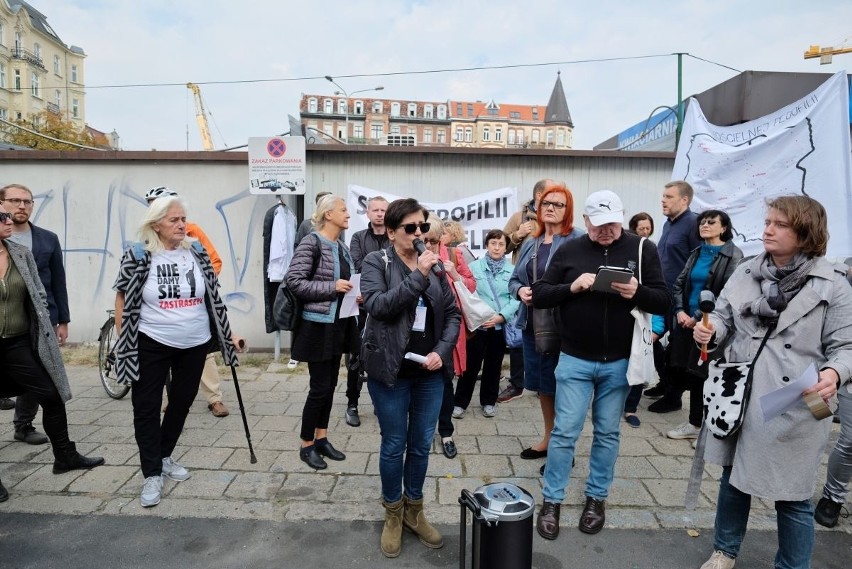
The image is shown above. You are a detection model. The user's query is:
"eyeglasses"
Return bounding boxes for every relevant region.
[541,200,566,210]
[2,198,34,207]
[699,219,719,226]
[401,222,430,234]
[423,238,440,245]
[0,212,13,223]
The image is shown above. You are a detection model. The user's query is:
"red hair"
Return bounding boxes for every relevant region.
[534,185,575,237]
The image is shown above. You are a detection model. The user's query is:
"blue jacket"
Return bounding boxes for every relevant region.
[28,223,70,326]
[469,257,519,328]
[657,209,701,292]
[508,229,584,329]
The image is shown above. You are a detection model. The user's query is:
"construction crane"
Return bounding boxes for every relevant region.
[804,43,852,65]
[186,82,214,151]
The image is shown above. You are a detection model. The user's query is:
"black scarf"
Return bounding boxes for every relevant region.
[743,251,816,320]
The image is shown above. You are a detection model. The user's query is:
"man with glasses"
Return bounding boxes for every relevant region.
[0,184,68,445]
[645,180,702,414]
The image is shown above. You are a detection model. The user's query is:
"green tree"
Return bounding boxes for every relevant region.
[2,111,96,150]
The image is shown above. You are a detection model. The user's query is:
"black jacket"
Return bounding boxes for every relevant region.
[349,223,389,272]
[28,223,70,326]
[532,232,670,362]
[360,246,460,387]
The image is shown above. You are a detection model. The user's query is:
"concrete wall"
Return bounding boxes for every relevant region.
[0,147,674,348]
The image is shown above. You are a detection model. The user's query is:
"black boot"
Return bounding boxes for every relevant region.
[0,477,8,502]
[52,443,105,474]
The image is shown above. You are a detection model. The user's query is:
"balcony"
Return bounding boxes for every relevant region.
[12,47,46,70]
[46,102,60,115]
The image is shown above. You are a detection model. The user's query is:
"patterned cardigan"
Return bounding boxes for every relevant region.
[112,241,239,385]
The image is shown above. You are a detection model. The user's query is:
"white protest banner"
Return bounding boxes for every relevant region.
[672,70,852,258]
[346,185,518,257]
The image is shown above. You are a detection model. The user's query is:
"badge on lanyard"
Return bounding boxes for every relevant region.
[412,296,427,332]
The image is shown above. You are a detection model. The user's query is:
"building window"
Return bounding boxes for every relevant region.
[353,123,364,139]
[31,72,40,97]
[370,123,383,140]
[0,22,4,46]
[557,130,565,146]
[508,129,515,145]
[390,102,400,117]
[15,31,22,50]
[54,54,61,75]
[464,127,472,142]
[423,128,432,143]
[510,111,520,119]
[532,129,540,143]
[372,101,383,113]
[437,105,447,120]
[0,108,6,120]
[407,103,417,117]
[308,98,318,112]
[546,130,554,146]
[33,42,41,60]
[72,98,79,118]
[354,100,363,114]
[467,103,473,116]
[455,127,463,141]
[390,125,400,135]
[323,99,333,113]
[455,102,462,116]
[495,128,503,142]
[532,107,539,120]
[323,122,333,136]
[437,129,446,144]
[337,99,347,114]
[517,131,524,145]
[14,69,21,90]
[482,127,490,141]
[54,89,61,107]
[424,104,433,119]
[71,64,78,83]
[0,64,5,89]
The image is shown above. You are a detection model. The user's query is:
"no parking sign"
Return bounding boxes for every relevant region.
[248,136,306,195]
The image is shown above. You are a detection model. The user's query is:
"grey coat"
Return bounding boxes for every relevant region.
[705,256,852,501]
[3,239,71,402]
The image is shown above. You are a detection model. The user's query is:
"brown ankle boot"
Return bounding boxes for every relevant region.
[381,499,404,558]
[403,496,443,549]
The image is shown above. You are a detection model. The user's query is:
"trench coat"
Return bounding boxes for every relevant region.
[705,255,852,501]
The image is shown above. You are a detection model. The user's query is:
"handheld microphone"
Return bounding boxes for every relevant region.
[412,238,445,277]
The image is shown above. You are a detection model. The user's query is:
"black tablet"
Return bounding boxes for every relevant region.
[591,266,633,292]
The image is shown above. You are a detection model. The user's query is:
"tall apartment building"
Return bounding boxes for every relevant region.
[0,1,86,129]
[300,73,574,150]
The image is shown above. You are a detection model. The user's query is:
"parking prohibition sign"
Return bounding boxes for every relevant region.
[267,138,286,157]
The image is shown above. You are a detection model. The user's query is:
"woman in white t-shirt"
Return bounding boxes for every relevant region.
[113,196,238,508]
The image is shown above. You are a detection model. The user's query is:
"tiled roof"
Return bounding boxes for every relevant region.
[545,72,573,127]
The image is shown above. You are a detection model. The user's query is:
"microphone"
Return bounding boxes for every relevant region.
[412,238,445,277]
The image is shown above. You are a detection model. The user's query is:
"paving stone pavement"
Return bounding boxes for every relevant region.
[1,363,850,536]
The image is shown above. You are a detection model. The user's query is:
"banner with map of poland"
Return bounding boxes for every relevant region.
[672,71,852,259]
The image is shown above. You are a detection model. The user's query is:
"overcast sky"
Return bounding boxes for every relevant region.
[37,0,852,151]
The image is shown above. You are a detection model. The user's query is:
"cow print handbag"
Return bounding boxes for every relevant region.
[703,322,776,439]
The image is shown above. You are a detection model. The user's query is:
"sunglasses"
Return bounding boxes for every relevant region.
[423,237,440,245]
[699,219,719,226]
[400,222,430,234]
[0,212,13,223]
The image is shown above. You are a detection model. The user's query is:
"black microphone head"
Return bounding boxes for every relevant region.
[412,238,427,255]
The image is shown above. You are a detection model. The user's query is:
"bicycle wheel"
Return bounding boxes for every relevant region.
[98,317,130,399]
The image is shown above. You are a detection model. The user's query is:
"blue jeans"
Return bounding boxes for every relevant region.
[368,372,444,503]
[714,466,815,569]
[542,353,630,503]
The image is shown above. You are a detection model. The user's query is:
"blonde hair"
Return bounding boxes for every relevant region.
[311,194,344,230]
[424,213,444,242]
[139,196,192,253]
[443,220,466,243]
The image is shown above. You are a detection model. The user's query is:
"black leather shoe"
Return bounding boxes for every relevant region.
[0,398,15,410]
[442,439,457,459]
[345,406,361,427]
[14,426,49,445]
[520,447,547,460]
[0,478,8,502]
[53,452,105,474]
[316,441,346,461]
[647,395,682,414]
[814,497,843,528]
[643,385,666,398]
[299,447,328,470]
[536,501,561,540]
[579,497,606,534]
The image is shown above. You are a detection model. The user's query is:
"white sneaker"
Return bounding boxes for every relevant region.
[699,550,735,569]
[667,422,700,440]
[452,406,465,419]
[162,457,190,481]
[140,475,164,507]
[482,405,496,418]
[692,438,698,450]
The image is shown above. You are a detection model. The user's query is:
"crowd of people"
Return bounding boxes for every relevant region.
[2,180,850,569]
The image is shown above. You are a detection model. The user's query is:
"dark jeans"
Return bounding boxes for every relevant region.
[455,328,504,408]
[345,309,367,407]
[508,347,524,390]
[301,355,343,441]
[0,334,72,460]
[623,384,643,414]
[670,368,704,427]
[13,391,40,430]
[132,334,207,478]
[437,375,455,439]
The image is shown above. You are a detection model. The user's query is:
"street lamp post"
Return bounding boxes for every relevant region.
[324,75,383,144]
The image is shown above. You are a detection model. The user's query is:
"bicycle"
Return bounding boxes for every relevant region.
[98,309,129,399]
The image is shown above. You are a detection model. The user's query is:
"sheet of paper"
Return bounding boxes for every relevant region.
[759,362,818,422]
[339,274,361,318]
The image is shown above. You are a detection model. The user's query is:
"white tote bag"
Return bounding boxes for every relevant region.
[626,238,657,387]
[453,279,497,331]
